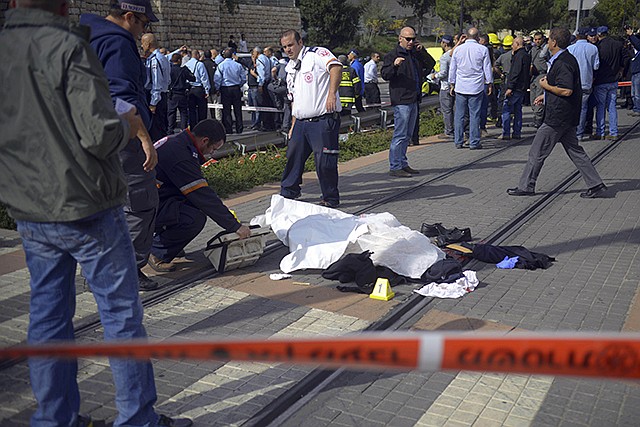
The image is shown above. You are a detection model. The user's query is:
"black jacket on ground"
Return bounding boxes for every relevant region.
[507,48,531,92]
[543,50,582,128]
[381,45,435,105]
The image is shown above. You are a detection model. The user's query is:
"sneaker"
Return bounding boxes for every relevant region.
[317,200,340,208]
[157,414,193,427]
[148,254,176,273]
[389,169,413,177]
[402,166,420,175]
[138,270,159,291]
[580,183,607,199]
[436,133,453,140]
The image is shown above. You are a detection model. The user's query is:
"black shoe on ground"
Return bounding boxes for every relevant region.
[507,187,535,196]
[580,183,607,199]
[512,135,522,140]
[157,414,193,427]
[402,166,420,174]
[281,192,301,200]
[455,144,464,149]
[469,144,483,150]
[420,222,448,238]
[318,200,340,208]
[137,270,159,291]
[411,139,420,146]
[389,169,413,177]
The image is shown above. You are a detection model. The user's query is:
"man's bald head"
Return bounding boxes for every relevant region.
[141,33,159,49]
[467,27,480,40]
[513,36,524,50]
[12,0,67,14]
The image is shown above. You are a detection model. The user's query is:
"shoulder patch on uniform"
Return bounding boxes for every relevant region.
[308,47,319,52]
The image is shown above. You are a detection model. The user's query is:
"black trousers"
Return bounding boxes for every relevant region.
[257,87,275,130]
[364,82,381,105]
[188,86,208,128]
[148,92,168,141]
[220,85,243,134]
[167,92,189,135]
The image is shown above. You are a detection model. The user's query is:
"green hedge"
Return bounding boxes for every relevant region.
[0,108,444,230]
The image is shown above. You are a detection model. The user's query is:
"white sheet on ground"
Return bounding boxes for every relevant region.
[253,195,445,278]
[413,271,479,298]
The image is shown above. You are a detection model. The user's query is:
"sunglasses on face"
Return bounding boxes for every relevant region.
[133,13,150,29]
[403,36,416,42]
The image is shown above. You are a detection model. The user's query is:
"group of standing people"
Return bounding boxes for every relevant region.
[0,1,253,426]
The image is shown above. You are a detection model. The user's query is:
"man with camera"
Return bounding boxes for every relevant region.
[625,25,640,116]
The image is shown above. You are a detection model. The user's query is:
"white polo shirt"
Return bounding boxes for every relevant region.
[285,46,342,119]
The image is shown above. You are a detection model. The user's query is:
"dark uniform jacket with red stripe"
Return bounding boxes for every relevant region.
[154,130,240,232]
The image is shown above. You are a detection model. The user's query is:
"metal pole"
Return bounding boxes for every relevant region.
[459,0,464,34]
[575,0,584,33]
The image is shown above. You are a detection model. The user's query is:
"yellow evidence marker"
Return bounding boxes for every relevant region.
[369,278,395,301]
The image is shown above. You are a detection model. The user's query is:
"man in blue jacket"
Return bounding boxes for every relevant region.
[348,49,366,112]
[150,119,251,271]
[80,0,160,290]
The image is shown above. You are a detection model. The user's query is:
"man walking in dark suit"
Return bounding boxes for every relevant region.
[507,28,607,199]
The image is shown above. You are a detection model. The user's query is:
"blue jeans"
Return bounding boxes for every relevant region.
[248,87,259,126]
[480,84,490,129]
[454,91,483,148]
[632,73,640,113]
[577,89,591,137]
[594,82,618,136]
[390,103,418,170]
[17,208,158,427]
[502,91,524,137]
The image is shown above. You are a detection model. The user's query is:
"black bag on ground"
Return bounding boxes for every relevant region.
[472,244,555,270]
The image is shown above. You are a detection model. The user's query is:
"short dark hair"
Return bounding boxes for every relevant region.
[204,50,212,59]
[550,27,571,49]
[281,29,302,43]
[533,31,544,38]
[192,119,226,145]
[170,53,181,63]
[222,48,233,59]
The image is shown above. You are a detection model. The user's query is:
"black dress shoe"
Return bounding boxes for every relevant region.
[507,187,535,196]
[318,200,340,208]
[469,144,483,150]
[580,183,607,198]
[402,166,420,174]
[137,270,159,291]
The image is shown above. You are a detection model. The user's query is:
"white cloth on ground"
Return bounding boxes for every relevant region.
[413,271,479,298]
[251,195,445,278]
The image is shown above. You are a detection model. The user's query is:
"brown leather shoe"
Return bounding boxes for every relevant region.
[148,254,176,272]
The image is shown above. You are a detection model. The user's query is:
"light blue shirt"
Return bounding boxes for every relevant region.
[256,53,271,86]
[185,57,211,94]
[145,49,171,106]
[567,40,600,90]
[214,58,247,90]
[449,39,493,95]
[215,54,224,65]
[434,50,452,91]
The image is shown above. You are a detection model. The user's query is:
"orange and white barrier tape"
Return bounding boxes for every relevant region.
[2,332,640,380]
[619,81,631,87]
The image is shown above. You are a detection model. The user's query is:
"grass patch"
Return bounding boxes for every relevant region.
[0,107,444,229]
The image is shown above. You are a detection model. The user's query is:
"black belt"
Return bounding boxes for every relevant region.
[299,112,339,122]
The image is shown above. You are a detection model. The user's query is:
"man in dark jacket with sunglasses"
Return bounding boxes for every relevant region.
[381,26,435,178]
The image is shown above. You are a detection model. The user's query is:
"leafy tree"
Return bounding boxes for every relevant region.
[592,0,637,33]
[481,0,552,33]
[300,0,360,49]
[361,0,391,46]
[397,0,435,34]
[434,0,481,31]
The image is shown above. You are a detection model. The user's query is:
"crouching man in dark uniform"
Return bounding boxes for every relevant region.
[148,119,251,272]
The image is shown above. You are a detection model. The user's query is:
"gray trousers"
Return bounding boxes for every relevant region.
[518,123,603,191]
[530,75,545,126]
[439,89,454,136]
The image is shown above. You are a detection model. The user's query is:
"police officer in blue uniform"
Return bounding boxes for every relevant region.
[148,119,251,272]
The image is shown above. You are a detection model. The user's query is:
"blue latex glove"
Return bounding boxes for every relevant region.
[496,256,519,269]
